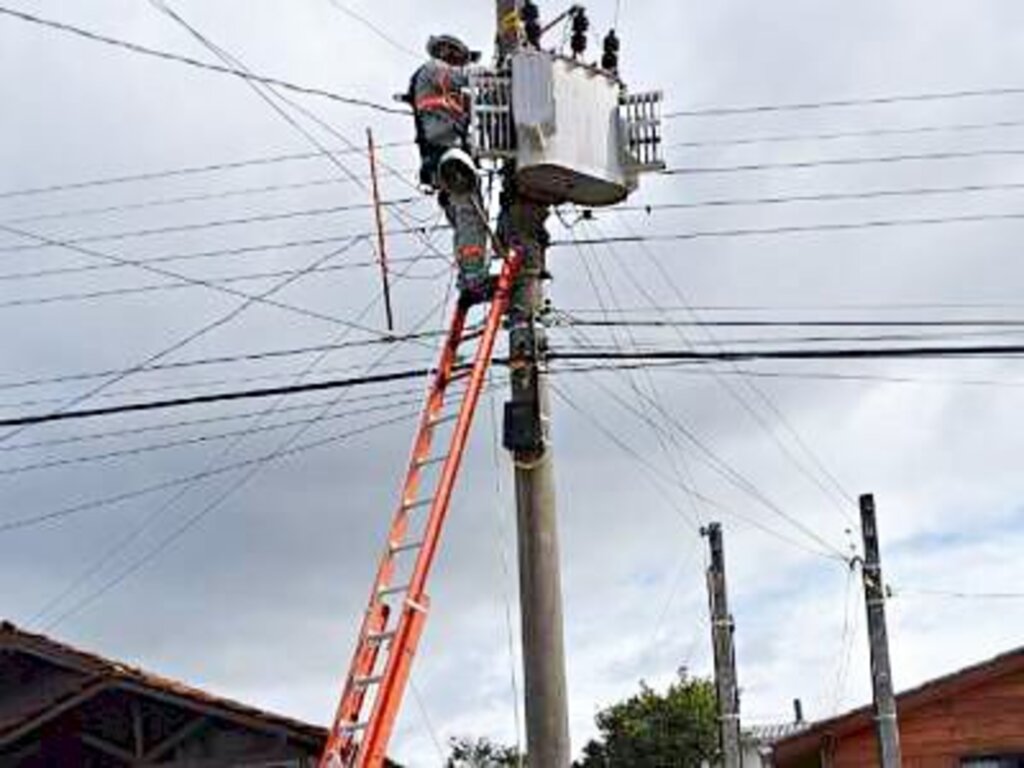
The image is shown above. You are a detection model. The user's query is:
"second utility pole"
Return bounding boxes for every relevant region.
[496,3,571,766]
[859,494,903,768]
[704,523,742,768]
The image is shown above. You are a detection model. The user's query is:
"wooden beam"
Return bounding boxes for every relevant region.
[141,716,207,763]
[131,699,144,758]
[115,682,320,748]
[0,678,107,748]
[81,732,137,764]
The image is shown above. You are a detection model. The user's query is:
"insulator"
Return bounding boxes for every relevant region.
[523,1,542,48]
[570,7,589,57]
[601,29,620,73]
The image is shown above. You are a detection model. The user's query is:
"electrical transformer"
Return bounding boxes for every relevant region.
[470,50,663,207]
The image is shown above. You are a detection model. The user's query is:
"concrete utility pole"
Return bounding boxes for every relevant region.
[704,523,742,768]
[859,494,903,768]
[495,2,572,766]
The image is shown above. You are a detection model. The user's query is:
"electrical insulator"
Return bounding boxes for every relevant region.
[601,29,620,74]
[523,1,542,48]
[570,7,589,58]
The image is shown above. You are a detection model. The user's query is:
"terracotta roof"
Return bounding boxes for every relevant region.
[774,644,1024,756]
[0,620,326,745]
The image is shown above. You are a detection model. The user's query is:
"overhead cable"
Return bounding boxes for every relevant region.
[0,5,407,115]
[549,344,1024,364]
[556,211,1024,248]
[665,85,1024,119]
[614,180,1024,216]
[0,365,443,429]
[669,117,1024,149]
[662,147,1024,176]
[0,408,421,535]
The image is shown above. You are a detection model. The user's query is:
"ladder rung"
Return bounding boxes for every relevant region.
[378,583,410,598]
[447,367,473,382]
[415,454,448,469]
[338,720,369,733]
[460,325,486,342]
[366,629,396,644]
[401,498,432,512]
[355,674,384,688]
[390,539,425,554]
[429,412,459,427]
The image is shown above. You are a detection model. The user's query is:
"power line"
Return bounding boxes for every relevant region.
[0,333,446,393]
[0,235,445,291]
[0,393,428,478]
[146,0,447,271]
[0,204,429,257]
[37,409,432,634]
[893,587,1024,601]
[0,386,431,454]
[0,147,411,203]
[554,327,1024,348]
[665,84,1024,119]
[679,367,1024,390]
[13,342,1024,429]
[0,407,421,536]
[551,380,847,561]
[560,301,1024,314]
[560,316,1024,330]
[585,215,854,518]
[668,117,1024,150]
[30,239,455,630]
[0,224,410,337]
[0,5,407,115]
[556,210,1024,248]
[549,344,1024,365]
[0,254,449,311]
[0,355,439,413]
[2,179,417,227]
[662,147,1024,176]
[0,365,446,429]
[0,236,372,445]
[611,179,1024,216]
[324,0,420,60]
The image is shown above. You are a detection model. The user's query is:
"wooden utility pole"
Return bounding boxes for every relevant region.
[366,128,394,333]
[704,523,742,768]
[495,3,571,766]
[859,494,903,768]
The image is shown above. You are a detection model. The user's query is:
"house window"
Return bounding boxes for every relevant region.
[962,757,1024,768]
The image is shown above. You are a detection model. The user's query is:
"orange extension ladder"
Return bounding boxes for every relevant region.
[320,249,524,768]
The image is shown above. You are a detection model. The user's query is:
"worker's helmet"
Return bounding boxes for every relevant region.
[427,34,481,66]
[437,148,478,198]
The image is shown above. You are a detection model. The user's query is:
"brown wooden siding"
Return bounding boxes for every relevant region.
[779,667,1024,768]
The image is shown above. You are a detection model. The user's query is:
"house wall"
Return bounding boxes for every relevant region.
[794,668,1024,768]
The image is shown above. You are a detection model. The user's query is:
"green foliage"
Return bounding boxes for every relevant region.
[445,736,523,767]
[574,671,719,767]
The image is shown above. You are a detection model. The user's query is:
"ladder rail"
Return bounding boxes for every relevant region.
[321,251,523,768]
[322,309,469,763]
[358,252,522,765]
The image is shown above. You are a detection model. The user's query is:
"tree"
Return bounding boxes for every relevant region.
[445,736,523,767]
[574,671,718,767]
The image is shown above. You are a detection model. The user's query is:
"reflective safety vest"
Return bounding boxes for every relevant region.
[409,61,469,150]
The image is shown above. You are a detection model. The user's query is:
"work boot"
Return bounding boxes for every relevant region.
[457,276,497,310]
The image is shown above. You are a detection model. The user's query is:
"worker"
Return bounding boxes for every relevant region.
[408,35,492,306]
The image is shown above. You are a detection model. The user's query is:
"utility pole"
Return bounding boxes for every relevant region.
[704,523,742,768]
[859,494,903,768]
[495,3,572,766]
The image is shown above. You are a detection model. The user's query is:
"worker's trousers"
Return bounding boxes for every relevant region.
[440,187,490,295]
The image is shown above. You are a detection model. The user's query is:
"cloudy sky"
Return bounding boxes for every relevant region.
[4,0,1024,764]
